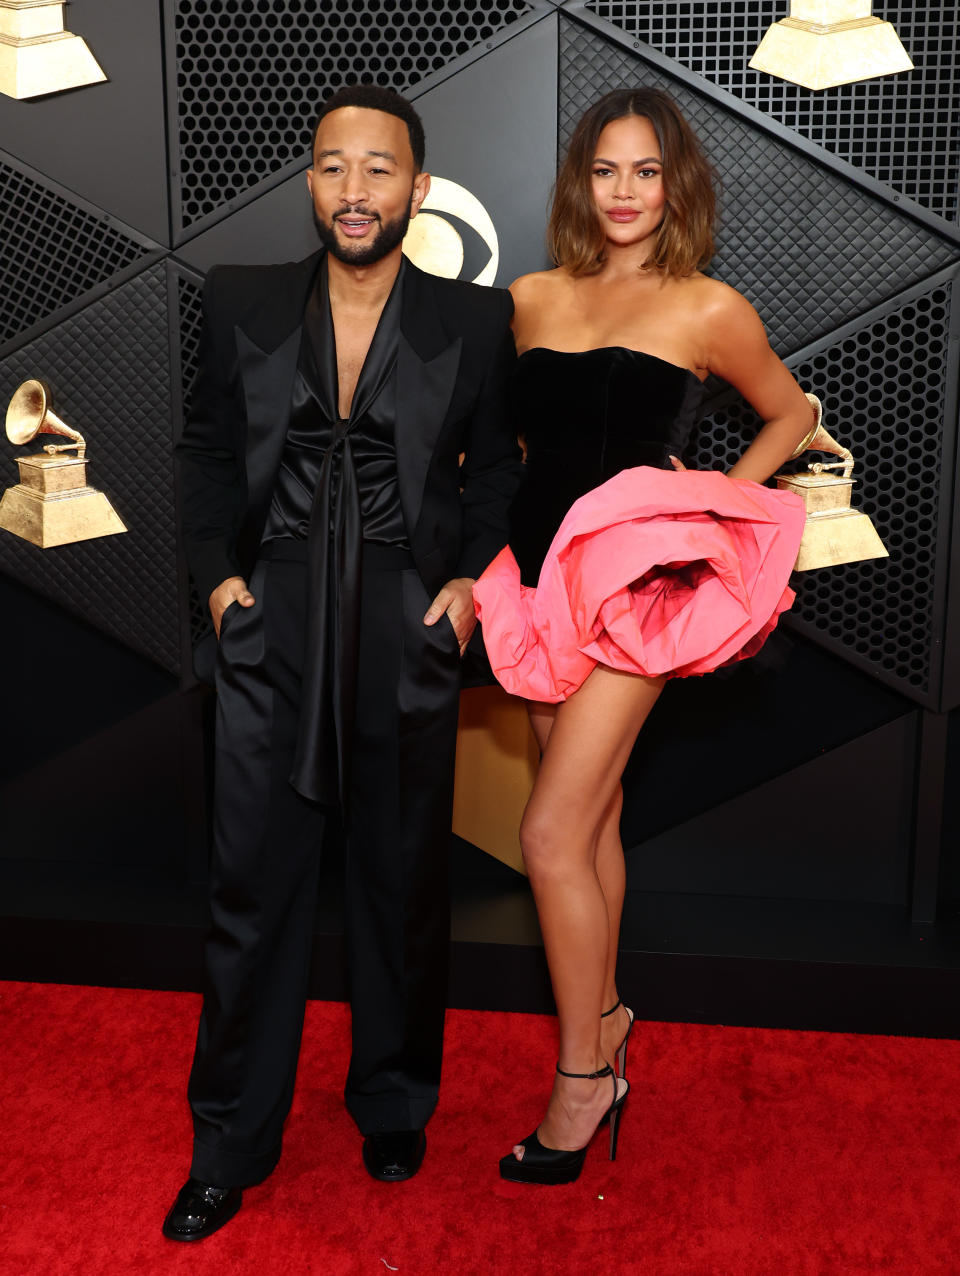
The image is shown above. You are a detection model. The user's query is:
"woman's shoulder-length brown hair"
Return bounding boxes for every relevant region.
[548,87,716,278]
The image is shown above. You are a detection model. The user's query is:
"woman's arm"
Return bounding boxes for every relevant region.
[702,283,814,483]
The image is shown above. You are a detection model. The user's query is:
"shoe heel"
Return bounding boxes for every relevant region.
[607,1082,630,1163]
[615,1035,628,1079]
[608,1097,624,1162]
[603,1000,634,1081]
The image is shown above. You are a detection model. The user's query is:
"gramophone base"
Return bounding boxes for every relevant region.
[749,15,913,93]
[0,33,107,101]
[794,509,888,571]
[0,483,126,548]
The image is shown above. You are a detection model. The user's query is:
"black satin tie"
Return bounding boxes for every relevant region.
[290,257,405,806]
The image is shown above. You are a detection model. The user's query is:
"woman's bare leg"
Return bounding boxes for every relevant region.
[513,665,664,1157]
[528,703,630,1064]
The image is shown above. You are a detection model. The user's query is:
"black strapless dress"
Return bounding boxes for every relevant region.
[473,348,807,703]
[508,348,705,587]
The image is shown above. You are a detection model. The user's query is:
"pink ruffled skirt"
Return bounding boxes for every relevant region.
[473,466,806,703]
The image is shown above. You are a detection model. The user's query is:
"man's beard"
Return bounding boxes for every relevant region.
[312,201,412,266]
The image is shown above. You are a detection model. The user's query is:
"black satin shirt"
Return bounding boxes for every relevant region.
[263,261,407,546]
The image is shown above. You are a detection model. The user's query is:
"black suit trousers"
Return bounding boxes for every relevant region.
[188,546,462,1188]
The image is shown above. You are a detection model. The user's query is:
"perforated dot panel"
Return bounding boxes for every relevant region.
[174,0,531,229]
[558,19,959,357]
[588,1,960,225]
[0,161,151,350]
[692,278,956,699]
[789,284,953,696]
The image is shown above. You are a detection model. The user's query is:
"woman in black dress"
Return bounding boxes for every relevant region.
[474,88,814,1184]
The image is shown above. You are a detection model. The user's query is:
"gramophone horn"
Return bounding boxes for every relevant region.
[6,379,86,454]
[789,392,853,478]
[790,393,823,458]
[775,393,887,570]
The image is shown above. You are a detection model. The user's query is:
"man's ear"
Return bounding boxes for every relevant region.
[410,170,431,219]
[306,168,315,199]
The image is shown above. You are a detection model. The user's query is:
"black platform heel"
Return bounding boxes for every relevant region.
[602,998,635,1079]
[498,1062,629,1185]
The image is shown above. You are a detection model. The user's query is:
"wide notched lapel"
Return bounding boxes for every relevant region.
[234,250,323,534]
[395,261,462,536]
[235,326,301,521]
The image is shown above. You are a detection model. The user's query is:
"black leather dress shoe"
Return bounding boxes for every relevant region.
[162,1177,243,1241]
[362,1129,427,1182]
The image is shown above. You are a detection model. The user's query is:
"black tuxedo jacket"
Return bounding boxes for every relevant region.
[177,249,522,612]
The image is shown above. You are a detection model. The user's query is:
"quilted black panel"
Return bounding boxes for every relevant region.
[587,1,960,224]
[0,265,180,674]
[0,158,154,350]
[174,0,533,229]
[171,269,213,650]
[558,18,959,356]
[691,276,957,702]
[175,273,204,425]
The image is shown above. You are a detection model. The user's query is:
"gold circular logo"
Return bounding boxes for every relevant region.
[403,176,499,286]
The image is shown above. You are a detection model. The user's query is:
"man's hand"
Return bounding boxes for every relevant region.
[423,577,476,657]
[209,576,255,639]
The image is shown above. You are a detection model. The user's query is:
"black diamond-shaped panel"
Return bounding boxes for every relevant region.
[558,18,959,355]
[176,274,204,425]
[588,1,960,224]
[691,278,955,701]
[0,159,153,350]
[174,0,532,229]
[0,265,180,674]
[172,270,214,651]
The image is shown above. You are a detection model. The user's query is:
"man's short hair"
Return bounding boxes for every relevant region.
[312,84,426,172]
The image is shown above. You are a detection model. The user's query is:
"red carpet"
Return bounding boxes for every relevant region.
[2,981,960,1274]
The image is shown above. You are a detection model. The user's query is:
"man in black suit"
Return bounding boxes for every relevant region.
[163,85,520,1241]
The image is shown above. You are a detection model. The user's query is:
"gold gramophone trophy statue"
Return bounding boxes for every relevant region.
[0,380,126,547]
[775,394,887,570]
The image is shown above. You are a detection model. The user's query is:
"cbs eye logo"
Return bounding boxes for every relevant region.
[403,177,499,286]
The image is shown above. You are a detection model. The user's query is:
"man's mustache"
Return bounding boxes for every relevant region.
[334,207,380,221]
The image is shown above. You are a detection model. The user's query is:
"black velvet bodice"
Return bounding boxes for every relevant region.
[508,346,705,585]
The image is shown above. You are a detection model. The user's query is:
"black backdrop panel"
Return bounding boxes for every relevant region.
[558,16,960,358]
[587,0,960,225]
[172,166,324,273]
[0,264,180,674]
[0,152,158,355]
[170,0,536,235]
[789,276,958,704]
[627,715,915,906]
[0,0,171,244]
[168,261,212,660]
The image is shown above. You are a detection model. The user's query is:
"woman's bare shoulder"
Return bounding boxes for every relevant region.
[509,267,570,301]
[684,273,760,325]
